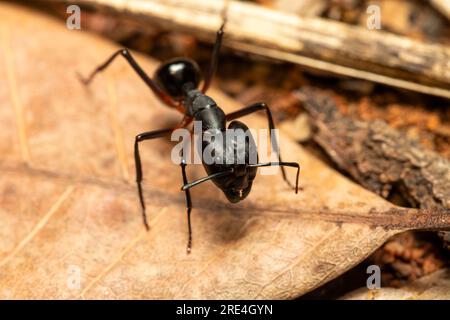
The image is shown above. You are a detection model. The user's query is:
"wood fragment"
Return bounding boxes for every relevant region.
[431,0,450,21]
[300,87,450,247]
[62,0,450,99]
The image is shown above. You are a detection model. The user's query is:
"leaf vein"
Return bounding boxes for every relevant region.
[0,185,74,269]
[1,25,30,163]
[79,207,167,298]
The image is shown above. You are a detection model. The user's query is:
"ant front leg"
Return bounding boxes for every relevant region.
[225,102,296,190]
[135,128,173,230]
[179,151,193,253]
[80,49,181,110]
[134,117,192,231]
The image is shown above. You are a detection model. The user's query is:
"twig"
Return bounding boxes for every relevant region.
[60,0,450,99]
[431,0,450,21]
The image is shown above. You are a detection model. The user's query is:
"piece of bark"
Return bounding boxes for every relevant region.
[300,87,450,247]
[1,3,450,299]
[431,0,450,21]
[60,0,450,99]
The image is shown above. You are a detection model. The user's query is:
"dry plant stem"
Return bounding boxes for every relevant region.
[301,87,450,246]
[62,0,450,99]
[431,0,450,21]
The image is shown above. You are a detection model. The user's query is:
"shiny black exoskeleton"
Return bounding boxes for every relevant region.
[183,86,258,203]
[154,56,262,203]
[80,23,300,253]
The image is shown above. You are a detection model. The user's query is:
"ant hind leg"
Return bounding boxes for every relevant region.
[80,49,181,110]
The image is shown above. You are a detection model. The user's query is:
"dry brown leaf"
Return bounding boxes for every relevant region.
[0,3,448,299]
[342,268,450,300]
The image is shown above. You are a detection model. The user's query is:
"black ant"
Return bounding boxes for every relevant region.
[80,23,300,253]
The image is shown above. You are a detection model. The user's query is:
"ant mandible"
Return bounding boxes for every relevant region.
[80,23,300,253]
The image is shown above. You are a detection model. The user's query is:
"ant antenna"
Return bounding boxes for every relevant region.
[247,162,300,193]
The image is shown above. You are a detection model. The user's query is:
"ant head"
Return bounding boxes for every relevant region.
[154,58,201,100]
[221,163,258,203]
[205,120,258,203]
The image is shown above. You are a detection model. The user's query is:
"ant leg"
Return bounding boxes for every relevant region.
[201,23,225,93]
[135,128,173,230]
[179,152,193,253]
[80,49,181,110]
[225,102,296,190]
[134,116,192,230]
[248,162,300,194]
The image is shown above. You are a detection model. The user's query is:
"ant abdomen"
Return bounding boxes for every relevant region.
[154,57,201,100]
